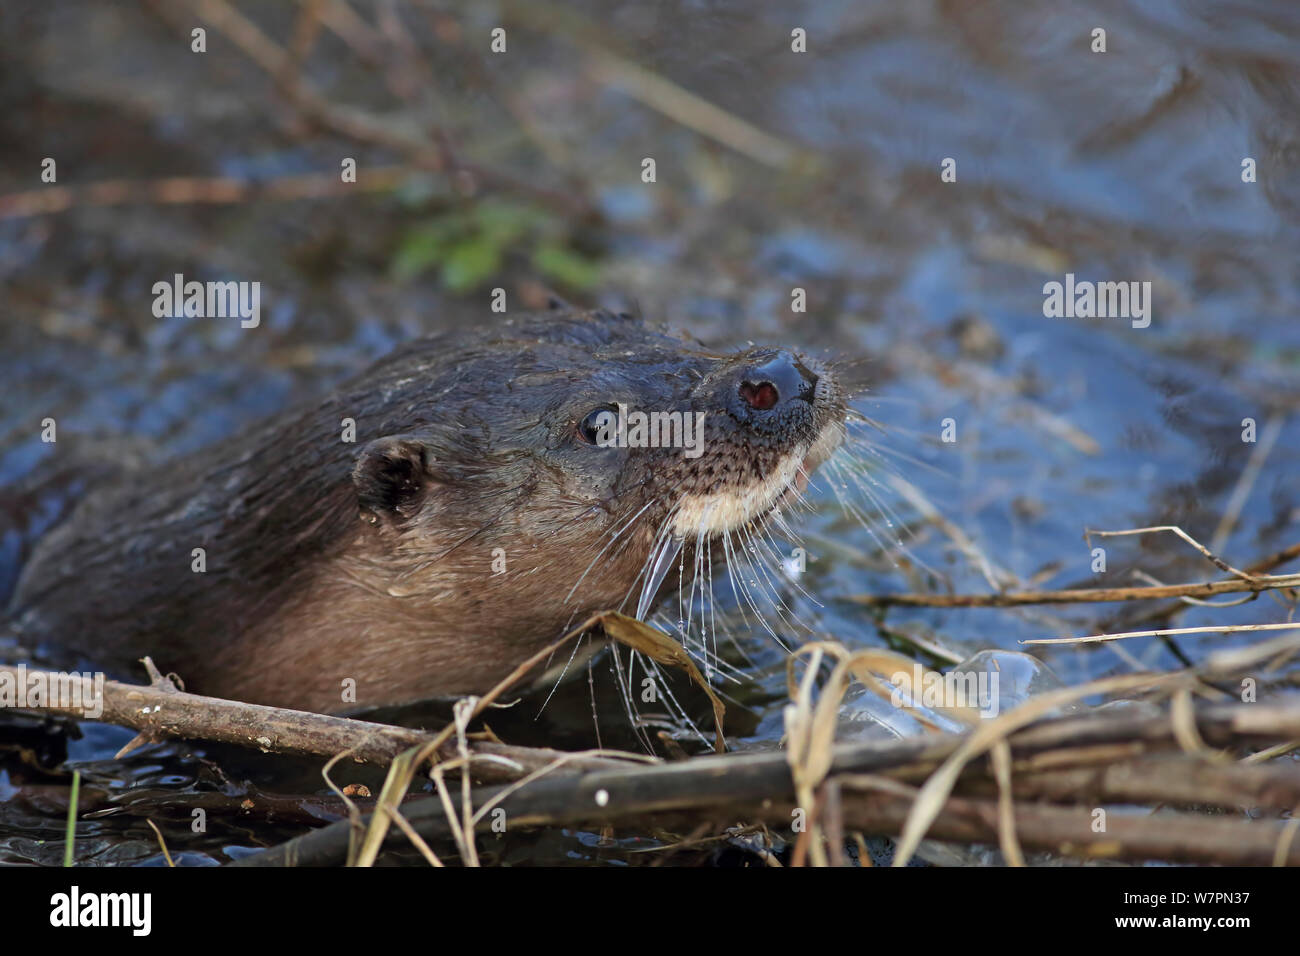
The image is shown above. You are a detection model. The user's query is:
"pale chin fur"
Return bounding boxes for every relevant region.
[669,418,845,538]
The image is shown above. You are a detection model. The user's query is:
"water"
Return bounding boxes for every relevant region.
[0,0,1297,865]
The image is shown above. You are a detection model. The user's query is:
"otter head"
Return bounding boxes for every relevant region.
[341,309,846,690]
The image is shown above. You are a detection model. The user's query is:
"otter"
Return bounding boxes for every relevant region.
[6,308,847,714]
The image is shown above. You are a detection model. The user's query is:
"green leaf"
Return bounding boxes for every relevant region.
[441,235,502,293]
[473,199,541,243]
[390,222,457,281]
[532,241,601,290]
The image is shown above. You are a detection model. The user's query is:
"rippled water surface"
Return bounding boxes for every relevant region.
[1,0,1297,864]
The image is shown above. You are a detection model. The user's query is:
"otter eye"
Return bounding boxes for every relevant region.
[576,405,618,445]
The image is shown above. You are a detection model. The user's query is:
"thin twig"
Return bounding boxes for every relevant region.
[1086,525,1259,583]
[850,570,1300,609]
[1025,621,1300,647]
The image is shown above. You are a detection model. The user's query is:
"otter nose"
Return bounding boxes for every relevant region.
[738,351,818,412]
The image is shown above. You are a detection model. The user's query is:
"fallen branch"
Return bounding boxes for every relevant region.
[234,696,1300,866]
[0,660,635,784]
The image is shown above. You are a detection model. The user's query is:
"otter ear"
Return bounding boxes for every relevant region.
[353,436,431,521]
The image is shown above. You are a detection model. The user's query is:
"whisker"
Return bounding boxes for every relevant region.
[563,498,656,604]
[608,643,657,753]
